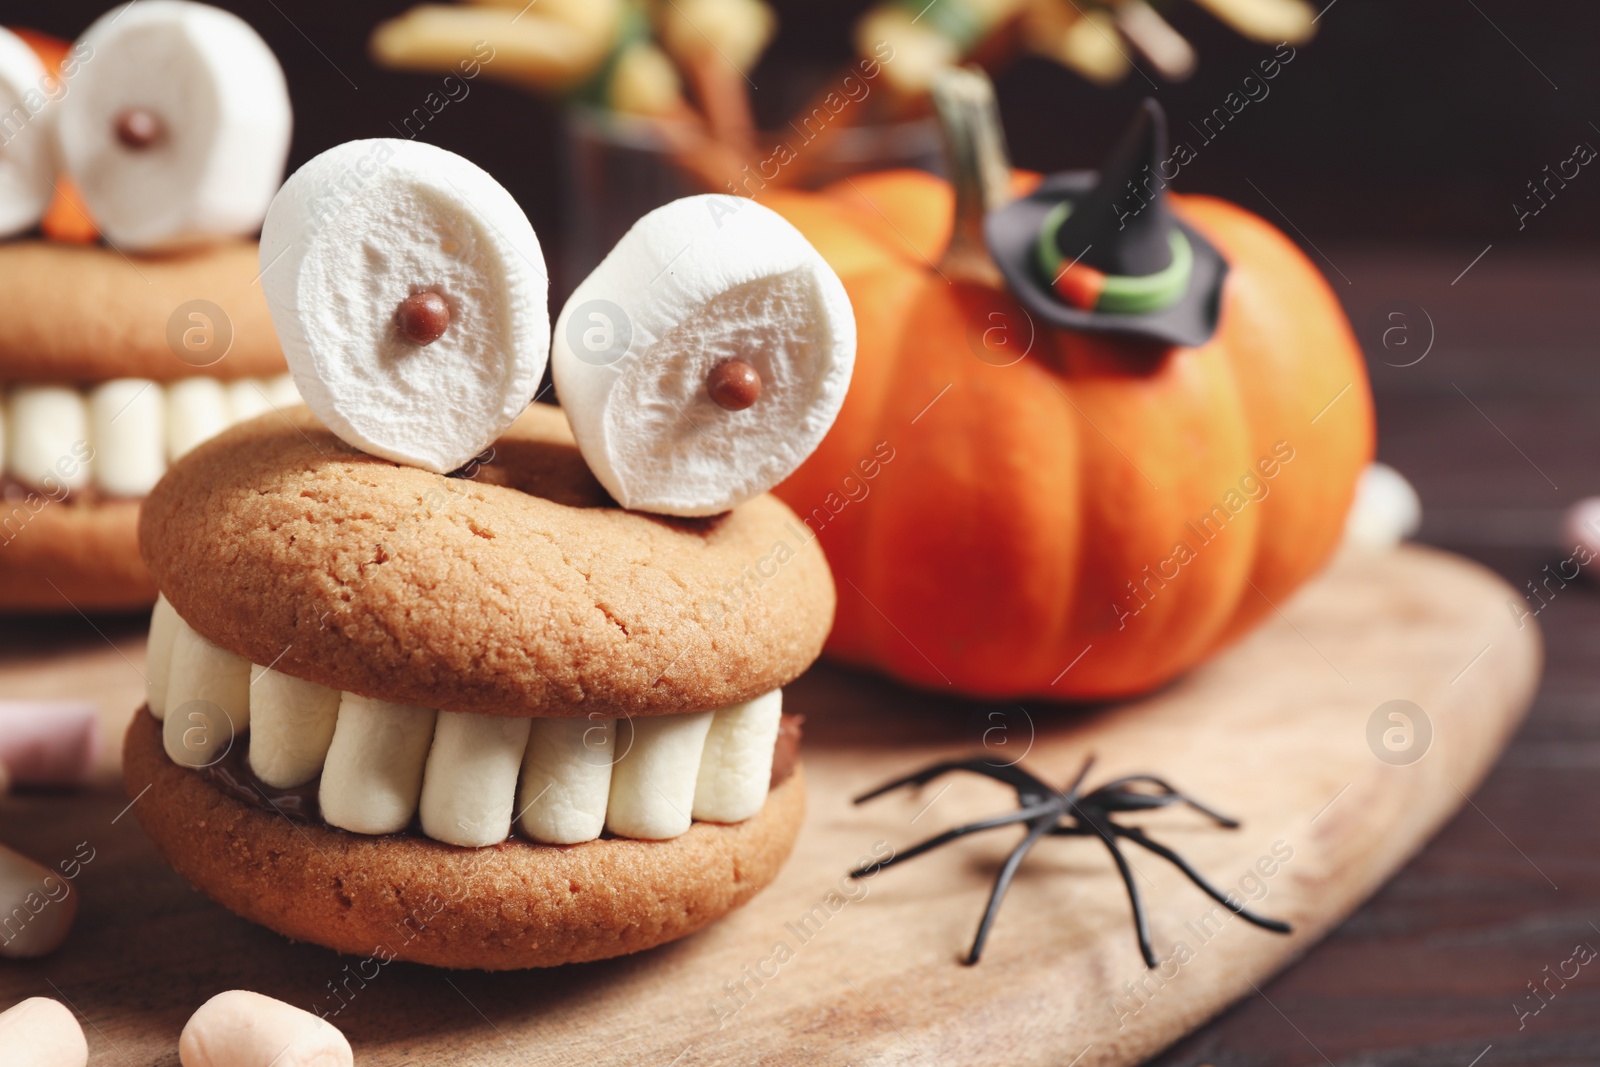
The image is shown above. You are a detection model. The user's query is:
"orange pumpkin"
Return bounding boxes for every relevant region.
[762,82,1373,701]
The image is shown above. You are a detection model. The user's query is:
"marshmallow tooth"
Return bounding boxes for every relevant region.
[552,194,855,517]
[56,1,292,251]
[166,377,231,461]
[0,29,56,239]
[6,386,90,494]
[89,379,166,497]
[518,716,616,845]
[164,623,251,768]
[606,711,714,840]
[318,694,437,835]
[247,666,341,789]
[419,711,532,847]
[146,595,183,719]
[260,139,550,474]
[693,689,783,823]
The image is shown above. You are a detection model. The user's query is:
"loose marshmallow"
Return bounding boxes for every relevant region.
[6,386,90,493]
[0,702,98,788]
[318,694,436,835]
[147,594,182,719]
[552,194,855,516]
[166,377,232,461]
[57,1,292,251]
[0,998,87,1067]
[260,139,550,474]
[247,666,341,789]
[0,29,56,239]
[606,711,714,840]
[693,689,782,823]
[418,711,532,847]
[517,716,615,845]
[1344,461,1421,550]
[179,990,352,1067]
[89,379,166,497]
[0,843,78,958]
[164,622,251,768]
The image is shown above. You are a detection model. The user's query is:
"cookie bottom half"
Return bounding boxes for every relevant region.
[0,496,153,611]
[123,706,805,970]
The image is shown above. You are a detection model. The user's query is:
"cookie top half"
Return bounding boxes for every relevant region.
[140,402,835,718]
[0,240,284,382]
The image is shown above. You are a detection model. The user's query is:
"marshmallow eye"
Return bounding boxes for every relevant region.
[0,30,54,239]
[56,1,291,251]
[552,195,856,517]
[260,139,551,474]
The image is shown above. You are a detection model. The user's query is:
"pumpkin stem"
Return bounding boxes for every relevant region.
[932,67,1012,285]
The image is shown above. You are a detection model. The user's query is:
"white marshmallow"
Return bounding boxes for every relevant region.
[0,842,78,959]
[260,139,550,474]
[146,594,182,720]
[179,990,351,1067]
[6,386,90,493]
[89,379,166,497]
[225,379,273,426]
[693,689,782,823]
[0,998,87,1067]
[56,1,291,251]
[606,711,714,840]
[165,377,231,460]
[552,194,855,516]
[247,665,341,789]
[1344,461,1421,550]
[517,716,615,845]
[163,622,251,768]
[0,29,56,240]
[318,694,436,835]
[418,711,532,847]
[262,372,301,410]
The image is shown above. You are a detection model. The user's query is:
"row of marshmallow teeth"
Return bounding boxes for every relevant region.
[145,597,782,848]
[0,374,300,499]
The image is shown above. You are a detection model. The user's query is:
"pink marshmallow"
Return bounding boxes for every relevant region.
[0,703,100,788]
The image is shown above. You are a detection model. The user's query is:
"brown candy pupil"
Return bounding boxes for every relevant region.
[397,291,450,346]
[114,108,164,150]
[707,359,762,411]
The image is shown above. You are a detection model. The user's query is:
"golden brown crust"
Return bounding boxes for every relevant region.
[0,240,284,383]
[0,494,155,611]
[123,706,805,970]
[141,403,836,718]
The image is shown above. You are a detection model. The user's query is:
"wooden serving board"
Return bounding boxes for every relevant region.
[0,545,1540,1066]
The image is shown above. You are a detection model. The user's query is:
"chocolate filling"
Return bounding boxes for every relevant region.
[200,712,805,833]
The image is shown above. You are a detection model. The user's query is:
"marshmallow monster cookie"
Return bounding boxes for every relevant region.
[0,3,294,611]
[123,143,851,969]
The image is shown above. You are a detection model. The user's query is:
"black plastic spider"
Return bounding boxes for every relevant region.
[849,755,1292,967]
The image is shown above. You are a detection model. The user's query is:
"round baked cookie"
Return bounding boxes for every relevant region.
[140,402,835,718]
[0,240,282,382]
[124,706,805,970]
[0,239,293,613]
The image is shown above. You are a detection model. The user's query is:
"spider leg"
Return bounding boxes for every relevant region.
[965,816,1056,965]
[853,759,1057,807]
[1117,826,1293,934]
[1095,830,1159,968]
[1085,776,1240,827]
[848,800,1064,878]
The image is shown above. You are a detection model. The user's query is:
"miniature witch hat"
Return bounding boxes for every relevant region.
[985,99,1228,348]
